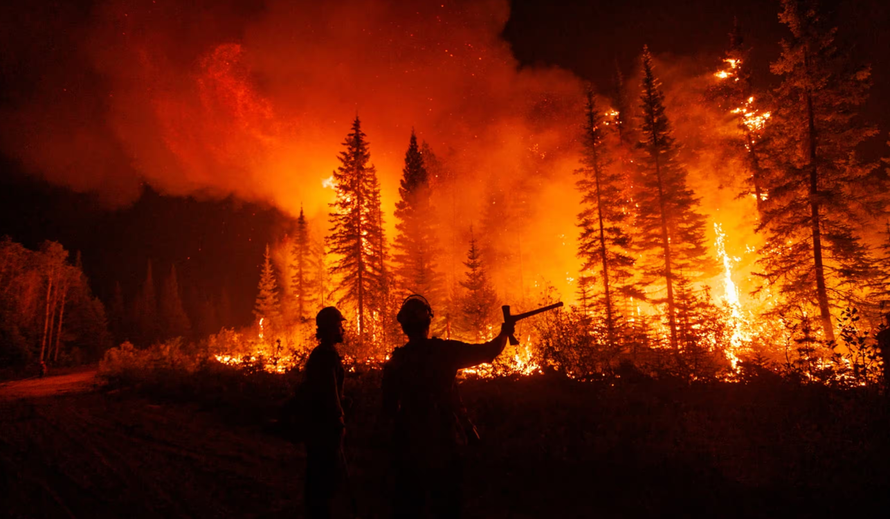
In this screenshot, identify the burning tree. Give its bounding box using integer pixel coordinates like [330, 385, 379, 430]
[709, 21, 771, 215]
[254, 244, 281, 330]
[758, 0, 878, 341]
[634, 47, 712, 355]
[327, 116, 387, 348]
[393, 130, 443, 307]
[574, 91, 636, 348]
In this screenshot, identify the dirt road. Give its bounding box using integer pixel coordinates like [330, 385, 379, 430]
[0, 368, 99, 400]
[0, 372, 304, 518]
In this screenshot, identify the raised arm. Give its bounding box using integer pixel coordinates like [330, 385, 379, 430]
[450, 321, 515, 370]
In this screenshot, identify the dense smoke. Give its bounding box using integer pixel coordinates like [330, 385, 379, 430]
[1, 0, 588, 294]
[1, 0, 763, 303]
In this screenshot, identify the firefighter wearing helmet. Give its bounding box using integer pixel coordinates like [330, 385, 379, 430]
[382, 294, 514, 519]
[302, 306, 348, 519]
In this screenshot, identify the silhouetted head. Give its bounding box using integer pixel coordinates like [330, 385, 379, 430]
[316, 306, 346, 344]
[397, 294, 433, 340]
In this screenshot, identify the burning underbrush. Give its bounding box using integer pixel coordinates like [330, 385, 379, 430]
[99, 299, 885, 394]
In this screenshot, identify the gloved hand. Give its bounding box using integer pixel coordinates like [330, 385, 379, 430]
[500, 321, 515, 338]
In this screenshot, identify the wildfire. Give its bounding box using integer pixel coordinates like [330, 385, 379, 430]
[731, 96, 771, 137]
[461, 337, 541, 378]
[714, 223, 749, 370]
[714, 58, 741, 81]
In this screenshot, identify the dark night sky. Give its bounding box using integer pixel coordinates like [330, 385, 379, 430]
[1, 0, 888, 327]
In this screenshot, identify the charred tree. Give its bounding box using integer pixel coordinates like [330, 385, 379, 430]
[634, 47, 712, 354]
[327, 116, 387, 347]
[759, 0, 878, 341]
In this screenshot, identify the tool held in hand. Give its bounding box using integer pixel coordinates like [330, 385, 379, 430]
[501, 302, 564, 345]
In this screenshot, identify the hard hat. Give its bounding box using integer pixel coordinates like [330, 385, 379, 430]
[397, 294, 433, 326]
[316, 306, 346, 329]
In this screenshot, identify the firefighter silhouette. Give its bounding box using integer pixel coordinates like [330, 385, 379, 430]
[382, 294, 514, 519]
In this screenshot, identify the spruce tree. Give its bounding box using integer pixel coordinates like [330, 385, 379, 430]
[611, 59, 632, 145]
[291, 207, 314, 324]
[709, 21, 771, 213]
[196, 295, 220, 337]
[759, 0, 878, 341]
[393, 131, 443, 305]
[254, 244, 281, 330]
[575, 91, 636, 348]
[218, 287, 233, 328]
[136, 260, 158, 346]
[459, 232, 499, 340]
[634, 46, 712, 354]
[161, 264, 191, 338]
[110, 281, 126, 341]
[327, 116, 387, 346]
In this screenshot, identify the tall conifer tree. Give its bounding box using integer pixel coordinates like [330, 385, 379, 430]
[459, 232, 499, 340]
[327, 116, 387, 346]
[709, 21, 771, 214]
[136, 260, 158, 346]
[576, 91, 636, 347]
[161, 264, 191, 338]
[759, 0, 877, 341]
[291, 207, 314, 324]
[635, 47, 711, 353]
[110, 281, 126, 341]
[254, 244, 281, 329]
[393, 131, 442, 304]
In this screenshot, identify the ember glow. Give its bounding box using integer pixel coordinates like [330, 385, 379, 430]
[3, 0, 887, 384]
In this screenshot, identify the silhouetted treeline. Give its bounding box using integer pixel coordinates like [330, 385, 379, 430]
[108, 259, 238, 348]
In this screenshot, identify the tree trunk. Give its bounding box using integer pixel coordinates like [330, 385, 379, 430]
[591, 139, 616, 348]
[747, 137, 765, 215]
[804, 54, 835, 342]
[53, 284, 68, 363]
[40, 268, 54, 362]
[356, 168, 365, 346]
[653, 150, 679, 353]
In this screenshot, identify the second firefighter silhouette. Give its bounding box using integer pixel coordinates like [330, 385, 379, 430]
[303, 306, 348, 519]
[382, 294, 515, 519]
